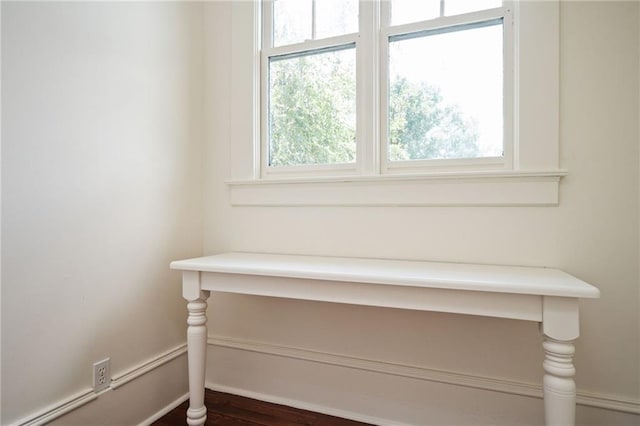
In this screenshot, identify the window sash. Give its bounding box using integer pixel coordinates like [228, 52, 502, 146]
[381, 4, 513, 173]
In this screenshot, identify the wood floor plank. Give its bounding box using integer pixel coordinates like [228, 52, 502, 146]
[151, 390, 372, 426]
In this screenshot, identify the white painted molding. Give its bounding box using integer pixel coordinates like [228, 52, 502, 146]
[8, 344, 188, 426]
[227, 170, 566, 206]
[205, 383, 414, 426]
[111, 343, 187, 389]
[577, 392, 640, 415]
[207, 335, 640, 415]
[137, 392, 189, 426]
[7, 389, 98, 426]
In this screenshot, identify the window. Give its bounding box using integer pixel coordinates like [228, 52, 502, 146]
[228, 0, 564, 206]
[262, 0, 359, 173]
[262, 0, 513, 177]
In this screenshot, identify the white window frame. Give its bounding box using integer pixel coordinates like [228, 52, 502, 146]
[227, 0, 565, 207]
[260, 0, 371, 178]
[380, 5, 514, 174]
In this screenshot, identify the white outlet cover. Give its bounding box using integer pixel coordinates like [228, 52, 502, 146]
[93, 358, 111, 392]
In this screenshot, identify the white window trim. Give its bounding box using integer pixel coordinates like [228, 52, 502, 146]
[227, 0, 565, 207]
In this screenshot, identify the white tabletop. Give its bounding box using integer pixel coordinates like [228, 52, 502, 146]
[171, 252, 600, 299]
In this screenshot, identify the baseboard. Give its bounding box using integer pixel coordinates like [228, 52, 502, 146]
[136, 392, 189, 426]
[7, 343, 188, 426]
[207, 335, 640, 415]
[205, 383, 412, 426]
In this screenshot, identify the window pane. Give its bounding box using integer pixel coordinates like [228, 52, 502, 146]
[445, 0, 502, 16]
[391, 0, 440, 25]
[274, 0, 312, 46]
[269, 47, 356, 167]
[388, 22, 503, 161]
[316, 0, 358, 39]
[274, 0, 358, 47]
[390, 1, 503, 25]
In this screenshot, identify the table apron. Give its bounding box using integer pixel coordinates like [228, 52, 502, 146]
[200, 272, 543, 322]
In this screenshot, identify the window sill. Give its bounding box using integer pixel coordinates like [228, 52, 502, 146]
[226, 170, 567, 207]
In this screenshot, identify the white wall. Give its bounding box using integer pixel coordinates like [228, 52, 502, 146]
[2, 1, 638, 425]
[1, 2, 203, 424]
[203, 1, 640, 424]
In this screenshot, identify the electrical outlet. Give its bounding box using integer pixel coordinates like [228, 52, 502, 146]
[93, 358, 111, 392]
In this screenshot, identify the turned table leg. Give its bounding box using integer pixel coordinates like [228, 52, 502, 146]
[541, 296, 580, 426]
[182, 271, 210, 426]
[186, 292, 210, 425]
[543, 338, 576, 425]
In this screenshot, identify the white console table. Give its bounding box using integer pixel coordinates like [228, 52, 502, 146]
[170, 252, 600, 426]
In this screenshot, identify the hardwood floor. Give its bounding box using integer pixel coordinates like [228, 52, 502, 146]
[151, 390, 372, 426]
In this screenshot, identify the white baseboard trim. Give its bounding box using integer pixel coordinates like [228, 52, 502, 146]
[137, 392, 189, 426]
[208, 335, 640, 415]
[8, 343, 188, 426]
[205, 382, 412, 426]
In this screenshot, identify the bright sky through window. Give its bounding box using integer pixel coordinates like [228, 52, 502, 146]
[391, 0, 503, 24]
[389, 23, 504, 159]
